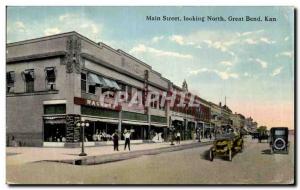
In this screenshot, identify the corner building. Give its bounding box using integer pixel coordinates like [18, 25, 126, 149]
[6, 32, 171, 147]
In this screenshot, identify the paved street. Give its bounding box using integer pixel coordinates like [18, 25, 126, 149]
[6, 136, 294, 184]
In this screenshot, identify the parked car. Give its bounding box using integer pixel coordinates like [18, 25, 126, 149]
[270, 127, 289, 154]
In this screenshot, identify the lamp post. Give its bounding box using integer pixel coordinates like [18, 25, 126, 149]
[76, 118, 89, 156]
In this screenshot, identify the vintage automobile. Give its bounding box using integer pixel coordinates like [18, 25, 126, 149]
[258, 131, 269, 143]
[270, 127, 289, 154]
[251, 132, 260, 139]
[209, 131, 244, 161]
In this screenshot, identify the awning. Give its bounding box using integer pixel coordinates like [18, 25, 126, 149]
[81, 116, 119, 124]
[23, 70, 34, 80]
[44, 116, 66, 124]
[151, 123, 168, 127]
[171, 116, 184, 122]
[102, 78, 121, 90]
[122, 120, 149, 126]
[88, 73, 105, 86]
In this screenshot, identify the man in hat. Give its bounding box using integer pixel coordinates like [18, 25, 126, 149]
[123, 129, 131, 151]
[112, 130, 119, 151]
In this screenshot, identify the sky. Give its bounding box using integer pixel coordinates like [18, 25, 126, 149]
[6, 6, 294, 129]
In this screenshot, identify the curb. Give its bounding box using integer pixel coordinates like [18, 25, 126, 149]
[44, 141, 213, 165]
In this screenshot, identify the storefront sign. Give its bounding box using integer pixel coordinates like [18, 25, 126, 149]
[74, 97, 121, 111]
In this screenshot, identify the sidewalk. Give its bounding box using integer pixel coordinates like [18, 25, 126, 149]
[6, 139, 213, 166]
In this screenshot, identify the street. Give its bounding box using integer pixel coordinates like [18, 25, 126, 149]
[6, 135, 294, 184]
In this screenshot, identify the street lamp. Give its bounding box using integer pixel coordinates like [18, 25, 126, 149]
[76, 118, 89, 156]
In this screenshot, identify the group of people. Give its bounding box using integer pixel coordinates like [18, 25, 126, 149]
[111, 129, 132, 151]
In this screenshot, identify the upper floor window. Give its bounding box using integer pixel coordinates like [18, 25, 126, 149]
[22, 69, 34, 93]
[127, 86, 132, 102]
[81, 73, 87, 93]
[45, 67, 56, 90]
[6, 71, 15, 93]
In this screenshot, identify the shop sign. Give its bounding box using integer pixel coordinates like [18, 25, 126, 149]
[74, 97, 121, 111]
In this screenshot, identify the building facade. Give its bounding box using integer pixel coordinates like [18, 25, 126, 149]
[6, 31, 256, 147]
[6, 32, 171, 147]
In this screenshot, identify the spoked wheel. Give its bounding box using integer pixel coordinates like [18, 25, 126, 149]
[228, 149, 232, 161]
[209, 150, 214, 161]
[240, 143, 244, 152]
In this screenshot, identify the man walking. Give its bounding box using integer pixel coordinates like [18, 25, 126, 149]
[123, 129, 131, 151]
[112, 130, 119, 151]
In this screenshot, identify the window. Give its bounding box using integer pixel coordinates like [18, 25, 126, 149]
[6, 71, 15, 93]
[118, 83, 126, 92]
[150, 94, 158, 108]
[127, 86, 132, 102]
[87, 72, 105, 94]
[45, 67, 56, 90]
[81, 73, 87, 92]
[23, 69, 34, 93]
[44, 104, 66, 114]
[159, 95, 166, 110]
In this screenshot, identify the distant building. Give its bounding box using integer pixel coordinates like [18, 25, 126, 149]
[245, 117, 258, 132]
[230, 113, 246, 129]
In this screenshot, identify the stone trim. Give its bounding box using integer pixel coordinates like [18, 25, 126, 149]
[6, 51, 66, 63]
[6, 90, 59, 97]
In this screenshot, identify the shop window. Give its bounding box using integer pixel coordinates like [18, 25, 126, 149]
[44, 104, 66, 115]
[45, 67, 56, 90]
[22, 69, 34, 93]
[44, 123, 66, 142]
[81, 73, 87, 92]
[6, 71, 15, 93]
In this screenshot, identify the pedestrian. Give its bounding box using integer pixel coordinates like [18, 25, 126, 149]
[209, 133, 212, 140]
[112, 130, 119, 151]
[123, 129, 131, 151]
[176, 131, 181, 144]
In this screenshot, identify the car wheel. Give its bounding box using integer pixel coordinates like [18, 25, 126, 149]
[240, 143, 244, 152]
[209, 150, 214, 161]
[228, 149, 232, 161]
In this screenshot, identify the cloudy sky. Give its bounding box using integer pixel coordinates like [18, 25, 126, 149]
[7, 7, 294, 129]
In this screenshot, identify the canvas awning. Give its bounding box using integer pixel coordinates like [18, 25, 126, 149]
[122, 120, 149, 126]
[81, 116, 119, 124]
[44, 116, 66, 124]
[102, 78, 121, 90]
[151, 123, 168, 127]
[171, 116, 184, 122]
[88, 73, 105, 86]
